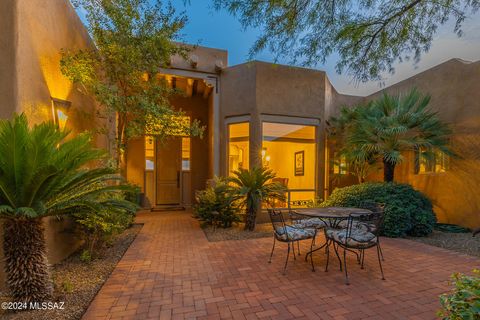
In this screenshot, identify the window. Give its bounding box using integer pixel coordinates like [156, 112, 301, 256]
[145, 136, 155, 170]
[415, 149, 449, 174]
[332, 153, 348, 175]
[182, 137, 191, 171]
[262, 122, 316, 206]
[228, 122, 249, 175]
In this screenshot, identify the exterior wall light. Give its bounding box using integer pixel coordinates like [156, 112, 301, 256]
[51, 97, 71, 131]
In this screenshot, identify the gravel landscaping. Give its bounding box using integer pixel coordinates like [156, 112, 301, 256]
[408, 230, 480, 257]
[0, 224, 142, 320]
[205, 223, 480, 259]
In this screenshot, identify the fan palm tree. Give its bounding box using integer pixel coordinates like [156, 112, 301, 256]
[229, 167, 286, 231]
[0, 114, 136, 303]
[330, 88, 453, 182]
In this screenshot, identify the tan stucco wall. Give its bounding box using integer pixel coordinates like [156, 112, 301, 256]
[13, 0, 110, 148]
[170, 44, 228, 74]
[0, 0, 16, 119]
[220, 61, 329, 198]
[361, 59, 480, 229]
[0, 0, 105, 287]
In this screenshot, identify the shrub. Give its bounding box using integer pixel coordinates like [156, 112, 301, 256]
[322, 182, 436, 237]
[74, 191, 137, 255]
[193, 177, 240, 228]
[438, 269, 480, 320]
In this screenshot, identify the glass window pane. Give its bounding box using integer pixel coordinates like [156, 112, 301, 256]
[262, 122, 316, 207]
[145, 136, 155, 171]
[228, 122, 249, 175]
[182, 137, 191, 171]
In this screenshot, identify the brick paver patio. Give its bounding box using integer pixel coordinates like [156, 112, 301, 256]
[83, 211, 479, 320]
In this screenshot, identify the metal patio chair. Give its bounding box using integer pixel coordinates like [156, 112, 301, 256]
[325, 206, 386, 285]
[267, 208, 317, 274]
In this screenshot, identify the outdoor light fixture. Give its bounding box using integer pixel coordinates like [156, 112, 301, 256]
[51, 97, 71, 131]
[262, 148, 270, 166]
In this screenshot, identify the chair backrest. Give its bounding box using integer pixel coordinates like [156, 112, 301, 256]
[267, 208, 287, 236]
[347, 204, 385, 238]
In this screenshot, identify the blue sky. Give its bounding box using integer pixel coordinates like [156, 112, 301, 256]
[77, 1, 480, 96]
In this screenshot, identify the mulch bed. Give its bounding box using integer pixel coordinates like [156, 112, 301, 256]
[408, 230, 480, 257]
[203, 223, 273, 242]
[0, 224, 142, 320]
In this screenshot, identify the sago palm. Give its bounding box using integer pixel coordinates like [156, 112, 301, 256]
[0, 114, 135, 303]
[229, 167, 286, 231]
[331, 89, 453, 182]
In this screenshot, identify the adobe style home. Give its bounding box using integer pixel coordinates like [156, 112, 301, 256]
[0, 0, 479, 285]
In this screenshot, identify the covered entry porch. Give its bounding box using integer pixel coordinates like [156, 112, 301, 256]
[126, 71, 219, 209]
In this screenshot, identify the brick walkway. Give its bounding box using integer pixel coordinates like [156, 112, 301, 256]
[83, 211, 479, 320]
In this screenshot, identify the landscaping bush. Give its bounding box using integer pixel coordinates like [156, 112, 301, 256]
[193, 177, 241, 228]
[438, 269, 480, 320]
[74, 191, 137, 256]
[322, 182, 436, 237]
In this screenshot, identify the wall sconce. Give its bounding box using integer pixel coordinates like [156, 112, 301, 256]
[51, 97, 71, 131]
[262, 147, 270, 166]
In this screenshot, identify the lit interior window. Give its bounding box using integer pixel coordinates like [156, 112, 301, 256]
[182, 137, 191, 171]
[145, 136, 155, 170]
[228, 122, 249, 175]
[332, 153, 348, 175]
[416, 148, 449, 174]
[262, 122, 316, 207]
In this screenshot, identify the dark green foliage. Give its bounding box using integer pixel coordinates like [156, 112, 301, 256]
[194, 177, 241, 228]
[330, 89, 453, 182]
[438, 269, 480, 320]
[63, 0, 203, 163]
[74, 191, 137, 256]
[322, 182, 436, 237]
[0, 114, 136, 303]
[229, 167, 286, 231]
[213, 0, 479, 82]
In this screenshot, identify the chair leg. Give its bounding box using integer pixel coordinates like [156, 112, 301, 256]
[343, 247, 350, 285]
[378, 241, 385, 261]
[360, 249, 365, 269]
[283, 243, 291, 274]
[325, 239, 330, 272]
[377, 244, 385, 280]
[297, 240, 301, 256]
[292, 241, 296, 260]
[333, 242, 342, 271]
[269, 237, 276, 263]
[310, 238, 315, 272]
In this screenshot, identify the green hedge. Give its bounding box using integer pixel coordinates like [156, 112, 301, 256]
[322, 182, 436, 237]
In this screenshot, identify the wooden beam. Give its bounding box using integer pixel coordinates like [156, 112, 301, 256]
[185, 78, 194, 97]
[203, 84, 212, 99]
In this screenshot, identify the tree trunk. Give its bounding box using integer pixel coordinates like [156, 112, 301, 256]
[383, 158, 396, 182]
[244, 202, 257, 231]
[3, 218, 53, 303]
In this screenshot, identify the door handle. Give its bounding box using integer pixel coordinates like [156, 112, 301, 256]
[177, 171, 180, 188]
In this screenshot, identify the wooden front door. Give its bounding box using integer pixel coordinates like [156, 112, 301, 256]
[155, 138, 182, 205]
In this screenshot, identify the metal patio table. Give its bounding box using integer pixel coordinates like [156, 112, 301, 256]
[293, 207, 372, 261]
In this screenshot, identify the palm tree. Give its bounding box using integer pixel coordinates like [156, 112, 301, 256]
[0, 114, 136, 303]
[229, 167, 286, 231]
[331, 89, 453, 182]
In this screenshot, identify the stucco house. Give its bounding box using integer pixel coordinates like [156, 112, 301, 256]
[1, 0, 480, 286]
